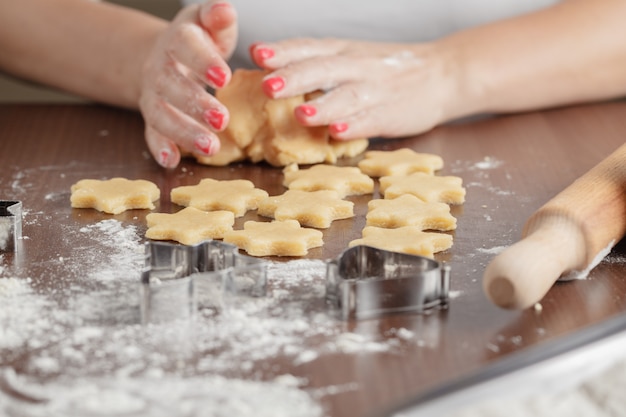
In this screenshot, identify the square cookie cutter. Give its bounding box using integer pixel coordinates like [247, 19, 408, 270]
[140, 240, 267, 324]
[326, 245, 451, 320]
[0, 201, 22, 253]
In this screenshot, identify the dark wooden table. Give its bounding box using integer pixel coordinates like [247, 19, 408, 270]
[1, 102, 625, 416]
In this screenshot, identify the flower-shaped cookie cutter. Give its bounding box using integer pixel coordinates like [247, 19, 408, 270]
[326, 245, 451, 320]
[0, 200, 22, 253]
[140, 240, 267, 324]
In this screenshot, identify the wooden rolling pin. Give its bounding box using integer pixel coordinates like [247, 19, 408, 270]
[483, 143, 626, 309]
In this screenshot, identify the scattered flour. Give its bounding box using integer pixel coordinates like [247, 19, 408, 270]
[4, 160, 625, 417]
[0, 219, 417, 416]
[450, 156, 504, 174]
[476, 246, 508, 256]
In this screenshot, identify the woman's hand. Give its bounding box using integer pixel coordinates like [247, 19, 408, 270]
[139, 1, 238, 168]
[251, 39, 463, 141]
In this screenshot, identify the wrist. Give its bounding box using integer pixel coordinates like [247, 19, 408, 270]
[428, 37, 489, 123]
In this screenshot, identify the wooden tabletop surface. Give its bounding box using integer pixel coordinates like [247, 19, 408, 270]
[1, 102, 625, 416]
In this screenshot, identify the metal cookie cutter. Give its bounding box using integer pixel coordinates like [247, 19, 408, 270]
[326, 245, 451, 320]
[140, 240, 267, 324]
[0, 201, 22, 253]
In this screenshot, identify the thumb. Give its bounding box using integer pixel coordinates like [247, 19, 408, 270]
[199, 1, 238, 60]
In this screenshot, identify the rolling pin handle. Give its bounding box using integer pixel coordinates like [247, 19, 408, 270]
[483, 216, 586, 309]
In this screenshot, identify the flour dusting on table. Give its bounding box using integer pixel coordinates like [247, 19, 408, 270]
[0, 219, 415, 416]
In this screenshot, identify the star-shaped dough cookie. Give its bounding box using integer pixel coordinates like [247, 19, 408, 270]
[366, 194, 457, 231]
[145, 207, 234, 245]
[258, 190, 354, 228]
[357, 148, 444, 177]
[223, 220, 323, 257]
[282, 164, 374, 198]
[349, 226, 453, 258]
[70, 177, 160, 214]
[171, 178, 269, 217]
[379, 173, 466, 204]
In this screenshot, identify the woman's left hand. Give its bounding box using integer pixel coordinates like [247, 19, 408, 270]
[250, 38, 465, 141]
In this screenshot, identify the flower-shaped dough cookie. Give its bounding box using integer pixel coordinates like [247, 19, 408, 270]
[349, 226, 453, 258]
[171, 178, 269, 217]
[258, 190, 354, 228]
[366, 194, 457, 231]
[379, 173, 466, 204]
[357, 148, 444, 177]
[282, 164, 374, 198]
[223, 220, 323, 257]
[70, 177, 160, 214]
[145, 207, 234, 245]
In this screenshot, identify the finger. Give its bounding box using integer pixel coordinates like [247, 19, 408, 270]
[327, 112, 380, 142]
[145, 125, 181, 168]
[165, 5, 231, 90]
[140, 91, 221, 159]
[260, 55, 367, 99]
[293, 82, 376, 127]
[327, 104, 438, 141]
[157, 60, 229, 131]
[250, 38, 348, 69]
[199, 1, 238, 59]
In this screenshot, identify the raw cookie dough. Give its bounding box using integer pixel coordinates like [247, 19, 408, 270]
[366, 194, 457, 231]
[358, 148, 444, 177]
[379, 172, 466, 204]
[171, 178, 268, 217]
[195, 69, 369, 167]
[349, 226, 453, 258]
[223, 220, 323, 257]
[146, 207, 235, 245]
[282, 164, 374, 198]
[70, 177, 160, 214]
[258, 189, 354, 229]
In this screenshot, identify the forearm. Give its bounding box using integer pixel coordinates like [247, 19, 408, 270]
[0, 0, 167, 108]
[441, 0, 626, 119]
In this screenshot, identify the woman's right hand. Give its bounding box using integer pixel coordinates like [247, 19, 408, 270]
[138, 1, 238, 168]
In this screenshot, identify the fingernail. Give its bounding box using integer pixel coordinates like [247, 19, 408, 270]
[296, 105, 317, 118]
[159, 147, 173, 167]
[248, 42, 261, 56]
[255, 47, 275, 61]
[206, 66, 227, 88]
[204, 108, 225, 130]
[262, 76, 285, 95]
[329, 122, 349, 134]
[194, 135, 218, 155]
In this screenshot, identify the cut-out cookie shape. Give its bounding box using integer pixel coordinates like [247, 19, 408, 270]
[282, 164, 374, 198]
[195, 69, 369, 167]
[146, 207, 235, 245]
[223, 220, 323, 257]
[358, 148, 444, 177]
[70, 177, 160, 214]
[366, 194, 457, 231]
[379, 172, 466, 204]
[349, 226, 453, 258]
[258, 189, 354, 229]
[171, 178, 268, 217]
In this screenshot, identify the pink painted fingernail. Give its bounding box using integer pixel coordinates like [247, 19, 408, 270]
[329, 122, 349, 134]
[204, 108, 225, 130]
[194, 135, 218, 155]
[206, 66, 227, 88]
[159, 147, 173, 167]
[262, 76, 285, 95]
[248, 42, 261, 56]
[296, 105, 317, 118]
[255, 47, 275, 61]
